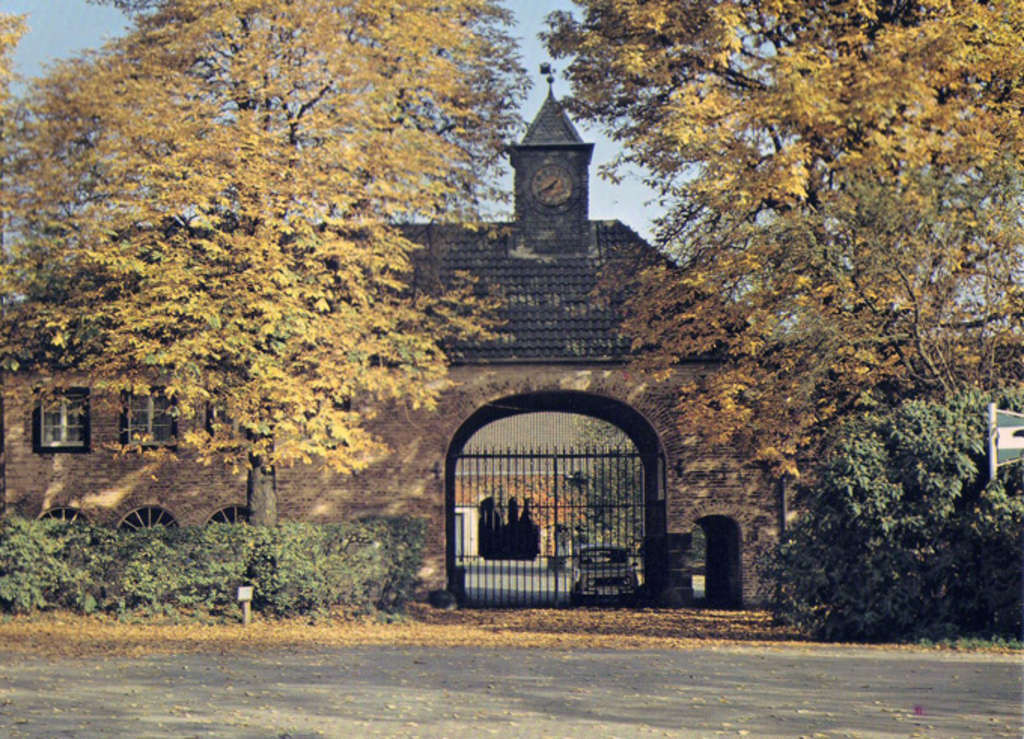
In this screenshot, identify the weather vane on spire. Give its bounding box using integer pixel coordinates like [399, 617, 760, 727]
[540, 63, 555, 93]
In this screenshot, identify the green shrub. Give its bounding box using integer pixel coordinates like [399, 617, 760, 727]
[246, 523, 330, 616]
[365, 517, 427, 611]
[172, 524, 254, 613]
[244, 519, 426, 616]
[0, 515, 426, 618]
[766, 389, 1024, 642]
[54, 523, 119, 613]
[0, 518, 75, 612]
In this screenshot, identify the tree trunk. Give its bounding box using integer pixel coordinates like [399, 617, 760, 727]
[247, 454, 277, 526]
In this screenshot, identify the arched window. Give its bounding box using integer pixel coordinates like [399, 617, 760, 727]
[206, 505, 250, 524]
[39, 506, 88, 523]
[118, 506, 178, 531]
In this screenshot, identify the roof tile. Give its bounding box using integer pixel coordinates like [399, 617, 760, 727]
[407, 221, 656, 362]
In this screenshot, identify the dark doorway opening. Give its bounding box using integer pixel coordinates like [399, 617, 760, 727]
[697, 515, 742, 608]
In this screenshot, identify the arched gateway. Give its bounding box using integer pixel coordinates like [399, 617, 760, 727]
[444, 392, 666, 606]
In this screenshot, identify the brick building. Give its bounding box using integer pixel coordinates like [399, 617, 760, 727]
[1, 93, 780, 607]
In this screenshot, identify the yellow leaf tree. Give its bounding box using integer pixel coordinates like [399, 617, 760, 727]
[0, 13, 25, 520]
[2, 0, 524, 522]
[0, 11, 25, 226]
[548, 0, 1024, 474]
[0, 14, 21, 99]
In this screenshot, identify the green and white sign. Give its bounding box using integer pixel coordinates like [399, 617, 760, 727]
[988, 404, 1024, 479]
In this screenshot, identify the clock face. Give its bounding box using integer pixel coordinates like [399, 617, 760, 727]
[530, 164, 574, 207]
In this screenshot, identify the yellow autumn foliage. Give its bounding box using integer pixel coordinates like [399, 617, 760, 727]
[548, 0, 1024, 474]
[0, 13, 22, 99]
[0, 12, 25, 220]
[0, 0, 525, 519]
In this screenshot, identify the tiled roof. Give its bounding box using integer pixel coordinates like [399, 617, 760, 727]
[407, 220, 657, 362]
[520, 91, 585, 146]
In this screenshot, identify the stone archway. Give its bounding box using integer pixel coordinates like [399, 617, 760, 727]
[444, 391, 667, 607]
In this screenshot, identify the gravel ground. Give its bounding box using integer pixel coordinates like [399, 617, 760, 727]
[0, 643, 1019, 737]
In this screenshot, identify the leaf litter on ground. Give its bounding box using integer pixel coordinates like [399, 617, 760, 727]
[0, 605, 1016, 659]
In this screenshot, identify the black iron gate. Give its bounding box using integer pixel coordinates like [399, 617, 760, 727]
[448, 447, 651, 607]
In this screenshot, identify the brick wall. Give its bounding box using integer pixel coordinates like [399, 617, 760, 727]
[3, 363, 779, 605]
[3, 383, 247, 526]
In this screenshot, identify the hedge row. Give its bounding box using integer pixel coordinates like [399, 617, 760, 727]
[0, 516, 425, 618]
[765, 390, 1024, 642]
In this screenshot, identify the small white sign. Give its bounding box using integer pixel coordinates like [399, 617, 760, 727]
[237, 586, 254, 602]
[989, 404, 1024, 479]
[997, 426, 1024, 450]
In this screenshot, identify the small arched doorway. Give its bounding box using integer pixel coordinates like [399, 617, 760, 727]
[696, 515, 742, 608]
[445, 392, 666, 607]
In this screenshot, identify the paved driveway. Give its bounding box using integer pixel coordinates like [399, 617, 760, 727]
[459, 559, 575, 606]
[0, 645, 1019, 737]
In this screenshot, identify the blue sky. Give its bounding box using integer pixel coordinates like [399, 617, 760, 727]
[3, 0, 661, 237]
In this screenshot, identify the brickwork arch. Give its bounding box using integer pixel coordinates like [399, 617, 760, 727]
[679, 504, 752, 535]
[444, 390, 665, 459]
[440, 381, 673, 604]
[675, 501, 777, 607]
[435, 365, 680, 463]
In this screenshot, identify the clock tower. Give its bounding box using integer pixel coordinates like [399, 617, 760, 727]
[510, 76, 594, 254]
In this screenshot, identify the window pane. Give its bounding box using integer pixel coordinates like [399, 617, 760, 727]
[129, 395, 151, 439]
[40, 395, 87, 447]
[151, 417, 174, 442]
[63, 397, 87, 445]
[130, 395, 151, 416]
[151, 396, 175, 441]
[42, 408, 63, 444]
[64, 420, 86, 444]
[126, 393, 175, 443]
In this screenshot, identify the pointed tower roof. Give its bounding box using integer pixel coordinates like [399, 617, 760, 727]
[520, 90, 585, 146]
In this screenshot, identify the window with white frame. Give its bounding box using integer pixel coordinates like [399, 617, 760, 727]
[34, 389, 90, 452]
[122, 391, 177, 445]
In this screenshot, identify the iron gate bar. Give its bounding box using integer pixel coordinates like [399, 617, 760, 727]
[450, 446, 649, 607]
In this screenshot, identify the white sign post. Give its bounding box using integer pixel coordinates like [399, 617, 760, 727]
[237, 585, 254, 626]
[988, 403, 1024, 481]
